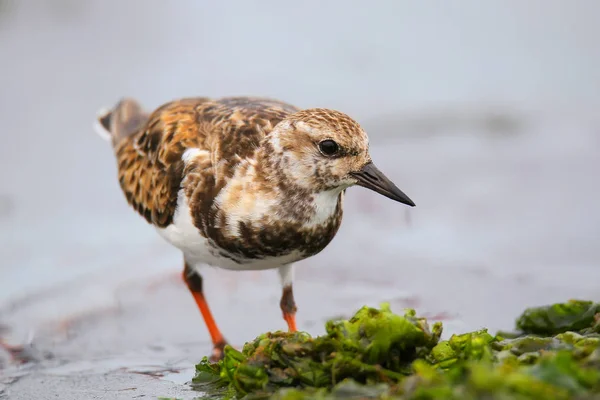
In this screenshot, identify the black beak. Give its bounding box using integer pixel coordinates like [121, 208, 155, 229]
[350, 162, 415, 207]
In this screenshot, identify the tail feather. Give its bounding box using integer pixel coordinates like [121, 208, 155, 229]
[94, 98, 148, 143]
[94, 107, 113, 141]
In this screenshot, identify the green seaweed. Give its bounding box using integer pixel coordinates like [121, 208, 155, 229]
[516, 300, 600, 335]
[193, 300, 600, 399]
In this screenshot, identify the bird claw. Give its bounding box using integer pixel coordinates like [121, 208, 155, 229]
[209, 348, 224, 362]
[209, 341, 227, 362]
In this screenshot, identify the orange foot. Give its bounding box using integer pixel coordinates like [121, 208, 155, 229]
[284, 312, 297, 332]
[280, 285, 298, 333]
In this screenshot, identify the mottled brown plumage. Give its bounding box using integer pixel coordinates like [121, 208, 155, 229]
[109, 97, 298, 230]
[96, 95, 415, 361]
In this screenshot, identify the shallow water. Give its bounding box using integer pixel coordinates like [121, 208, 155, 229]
[1, 1, 600, 399]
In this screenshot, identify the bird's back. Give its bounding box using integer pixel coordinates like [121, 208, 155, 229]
[97, 96, 300, 229]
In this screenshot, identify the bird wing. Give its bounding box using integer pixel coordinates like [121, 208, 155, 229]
[112, 96, 299, 228]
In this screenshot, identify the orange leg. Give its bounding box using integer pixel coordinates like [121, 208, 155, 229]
[182, 262, 227, 361]
[280, 285, 297, 332]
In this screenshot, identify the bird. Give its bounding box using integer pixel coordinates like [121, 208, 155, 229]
[95, 96, 415, 361]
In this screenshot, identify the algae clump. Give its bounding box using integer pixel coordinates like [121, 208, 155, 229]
[193, 300, 600, 399]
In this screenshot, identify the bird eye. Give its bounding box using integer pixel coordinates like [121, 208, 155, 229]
[318, 139, 339, 156]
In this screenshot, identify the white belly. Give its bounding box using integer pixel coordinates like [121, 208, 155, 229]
[155, 190, 304, 270]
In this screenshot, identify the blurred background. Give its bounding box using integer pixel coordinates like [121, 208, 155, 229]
[1, 1, 599, 398]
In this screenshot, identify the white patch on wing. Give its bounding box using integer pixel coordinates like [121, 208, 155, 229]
[182, 148, 209, 164]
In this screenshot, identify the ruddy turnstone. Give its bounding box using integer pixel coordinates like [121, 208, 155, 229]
[95, 97, 415, 360]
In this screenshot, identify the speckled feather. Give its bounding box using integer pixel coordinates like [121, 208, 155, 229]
[112, 97, 295, 228]
[101, 97, 371, 267]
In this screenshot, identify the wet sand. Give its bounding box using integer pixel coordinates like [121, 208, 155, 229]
[2, 112, 599, 398]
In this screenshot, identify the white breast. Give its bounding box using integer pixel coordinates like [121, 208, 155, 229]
[156, 148, 344, 271]
[155, 189, 305, 271]
[309, 188, 345, 227]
